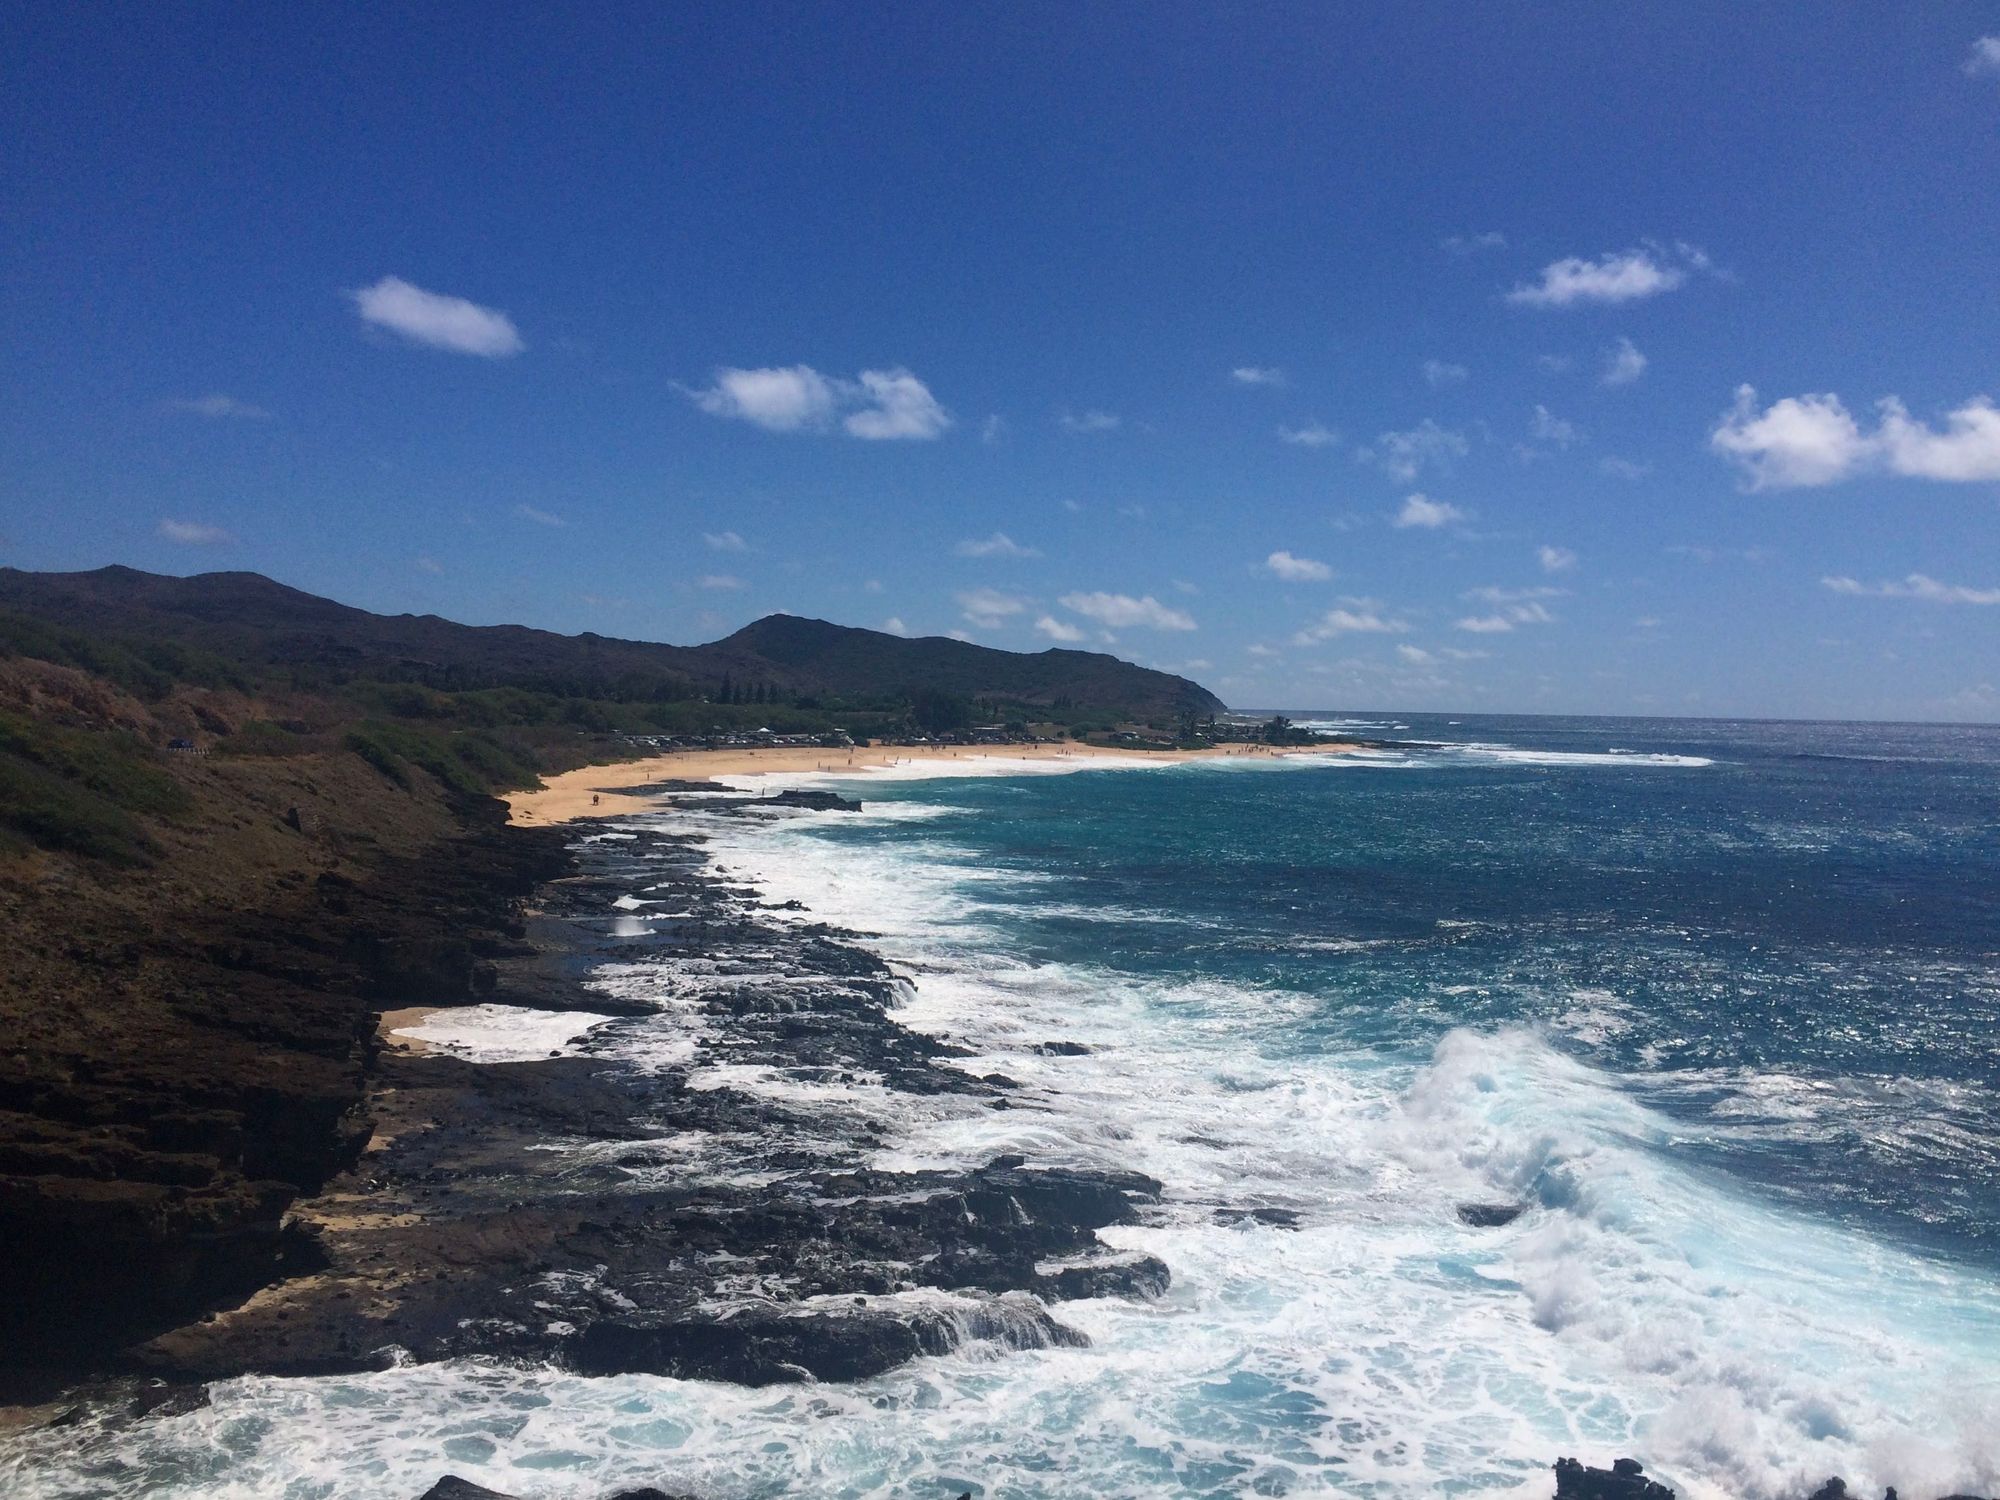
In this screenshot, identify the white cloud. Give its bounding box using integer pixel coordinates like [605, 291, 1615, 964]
[955, 532, 1041, 559]
[1393, 493, 1468, 530]
[1061, 498, 1084, 513]
[1396, 644, 1434, 665]
[1602, 337, 1647, 387]
[513, 503, 564, 527]
[157, 518, 232, 545]
[683, 365, 949, 439]
[1536, 353, 1576, 374]
[703, 530, 748, 551]
[1530, 404, 1583, 447]
[1964, 36, 2000, 76]
[1422, 359, 1468, 388]
[1361, 420, 1467, 482]
[1465, 585, 1564, 604]
[1034, 614, 1087, 642]
[947, 629, 975, 643]
[1822, 573, 2000, 605]
[956, 587, 1029, 628]
[697, 574, 745, 590]
[843, 367, 952, 439]
[1506, 246, 1703, 309]
[1232, 366, 1286, 387]
[1061, 409, 1121, 433]
[687, 365, 837, 431]
[415, 555, 443, 574]
[1710, 386, 1870, 489]
[1599, 456, 1650, 480]
[1538, 545, 1579, 573]
[1292, 602, 1408, 644]
[1265, 550, 1333, 582]
[166, 393, 270, 419]
[981, 414, 1007, 444]
[882, 616, 909, 636]
[1246, 642, 1279, 658]
[1456, 614, 1517, 633]
[1875, 396, 2000, 481]
[351, 276, 524, 356]
[1059, 591, 1196, 631]
[1278, 421, 1340, 448]
[1442, 231, 1507, 256]
[1711, 387, 2000, 488]
[863, 578, 884, 593]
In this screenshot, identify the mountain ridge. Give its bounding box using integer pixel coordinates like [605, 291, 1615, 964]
[0, 566, 1225, 718]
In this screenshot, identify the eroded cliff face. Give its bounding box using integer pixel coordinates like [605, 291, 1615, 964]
[0, 749, 571, 1393]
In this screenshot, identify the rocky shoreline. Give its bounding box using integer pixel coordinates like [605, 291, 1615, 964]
[115, 787, 1169, 1396]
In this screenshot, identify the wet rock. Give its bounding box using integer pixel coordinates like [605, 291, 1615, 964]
[570, 1312, 925, 1384]
[1458, 1201, 1526, 1227]
[1033, 1040, 1091, 1056]
[417, 1480, 521, 1500]
[1554, 1458, 1675, 1500]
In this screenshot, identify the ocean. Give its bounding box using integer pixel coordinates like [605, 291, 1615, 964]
[9, 716, 1999, 1499]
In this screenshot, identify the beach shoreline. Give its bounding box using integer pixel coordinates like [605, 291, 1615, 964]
[506, 740, 1344, 825]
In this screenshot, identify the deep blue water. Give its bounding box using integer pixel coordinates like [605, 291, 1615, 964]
[814, 716, 2000, 1265]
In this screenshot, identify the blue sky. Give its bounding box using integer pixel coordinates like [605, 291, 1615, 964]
[4, 3, 1997, 720]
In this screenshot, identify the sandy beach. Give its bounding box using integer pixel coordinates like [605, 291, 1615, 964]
[506, 741, 1336, 825]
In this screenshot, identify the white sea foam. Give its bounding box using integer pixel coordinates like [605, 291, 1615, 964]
[390, 1004, 621, 1064]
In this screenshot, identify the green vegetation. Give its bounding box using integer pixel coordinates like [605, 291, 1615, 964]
[0, 712, 189, 864]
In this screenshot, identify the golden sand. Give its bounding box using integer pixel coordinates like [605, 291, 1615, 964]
[505, 741, 1332, 825]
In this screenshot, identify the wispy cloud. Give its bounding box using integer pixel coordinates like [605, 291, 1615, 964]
[1060, 409, 1121, 433]
[1964, 36, 2000, 77]
[1601, 337, 1647, 387]
[1264, 550, 1333, 582]
[1530, 404, 1583, 448]
[1034, 614, 1086, 642]
[1599, 456, 1650, 481]
[981, 414, 1007, 444]
[415, 555, 443, 575]
[844, 368, 953, 439]
[882, 616, 909, 636]
[956, 587, 1029, 628]
[1393, 493, 1468, 530]
[697, 574, 745, 590]
[157, 518, 233, 545]
[1293, 601, 1408, 644]
[352, 276, 524, 356]
[165, 393, 270, 420]
[1231, 366, 1286, 387]
[1278, 421, 1340, 448]
[703, 530, 748, 551]
[1059, 592, 1196, 631]
[682, 365, 950, 439]
[1360, 419, 1467, 482]
[1538, 545, 1579, 573]
[1422, 360, 1468, 388]
[955, 532, 1041, 559]
[1456, 586, 1561, 633]
[513, 503, 564, 527]
[1442, 231, 1507, 256]
[1711, 387, 2000, 488]
[1823, 573, 2000, 605]
[1506, 244, 1709, 309]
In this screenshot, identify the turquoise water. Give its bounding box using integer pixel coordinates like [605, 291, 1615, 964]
[7, 716, 1997, 1499]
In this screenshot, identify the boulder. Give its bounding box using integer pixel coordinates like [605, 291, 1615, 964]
[1554, 1456, 1675, 1500]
